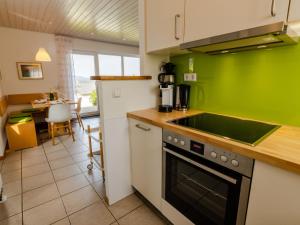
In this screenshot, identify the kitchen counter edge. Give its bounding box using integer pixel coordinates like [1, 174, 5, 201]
[127, 108, 300, 175]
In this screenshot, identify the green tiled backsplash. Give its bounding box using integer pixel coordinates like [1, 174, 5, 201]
[170, 44, 300, 127]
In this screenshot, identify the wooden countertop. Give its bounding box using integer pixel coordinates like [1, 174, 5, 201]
[90, 76, 152, 81]
[127, 108, 300, 175]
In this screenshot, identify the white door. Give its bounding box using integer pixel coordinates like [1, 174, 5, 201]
[184, 0, 290, 43]
[145, 0, 185, 53]
[72, 53, 99, 115]
[129, 119, 162, 209]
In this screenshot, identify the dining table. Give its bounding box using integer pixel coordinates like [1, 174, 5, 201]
[31, 99, 77, 110]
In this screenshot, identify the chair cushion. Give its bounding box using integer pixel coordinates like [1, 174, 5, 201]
[10, 113, 32, 118]
[8, 116, 32, 124]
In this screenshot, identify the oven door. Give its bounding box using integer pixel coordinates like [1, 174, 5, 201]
[163, 146, 249, 225]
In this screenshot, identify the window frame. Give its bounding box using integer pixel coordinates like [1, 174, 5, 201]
[72, 50, 140, 76]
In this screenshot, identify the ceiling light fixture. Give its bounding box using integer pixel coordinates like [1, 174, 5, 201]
[35, 48, 51, 62]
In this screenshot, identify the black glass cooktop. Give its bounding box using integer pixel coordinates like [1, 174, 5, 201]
[169, 113, 280, 146]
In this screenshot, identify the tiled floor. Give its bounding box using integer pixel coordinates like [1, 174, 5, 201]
[0, 118, 167, 225]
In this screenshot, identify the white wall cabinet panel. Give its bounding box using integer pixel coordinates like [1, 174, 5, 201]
[145, 0, 185, 52]
[246, 161, 300, 225]
[184, 0, 290, 43]
[129, 119, 162, 209]
[289, 0, 300, 22]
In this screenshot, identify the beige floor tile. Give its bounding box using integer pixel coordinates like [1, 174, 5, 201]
[56, 174, 89, 195]
[22, 146, 45, 158]
[22, 172, 54, 192]
[46, 150, 70, 161]
[22, 163, 51, 178]
[66, 144, 88, 156]
[0, 213, 22, 225]
[76, 160, 96, 172]
[0, 195, 22, 221]
[118, 205, 166, 225]
[91, 181, 106, 199]
[4, 152, 21, 163]
[3, 181, 21, 198]
[23, 183, 60, 210]
[69, 201, 115, 225]
[61, 138, 80, 148]
[23, 198, 67, 225]
[49, 156, 75, 170]
[22, 155, 47, 168]
[42, 138, 61, 147]
[1, 170, 21, 184]
[1, 161, 21, 174]
[52, 164, 82, 181]
[62, 185, 100, 215]
[108, 194, 143, 219]
[83, 168, 103, 183]
[52, 218, 70, 225]
[43, 143, 65, 154]
[71, 152, 90, 163]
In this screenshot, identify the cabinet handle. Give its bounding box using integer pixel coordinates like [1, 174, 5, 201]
[174, 14, 180, 40]
[135, 124, 151, 132]
[271, 0, 276, 17]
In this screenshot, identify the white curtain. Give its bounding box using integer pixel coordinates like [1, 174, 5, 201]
[55, 35, 75, 100]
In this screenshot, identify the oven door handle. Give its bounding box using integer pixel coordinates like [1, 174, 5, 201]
[163, 147, 237, 184]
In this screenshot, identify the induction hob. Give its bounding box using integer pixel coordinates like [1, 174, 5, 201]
[169, 113, 280, 146]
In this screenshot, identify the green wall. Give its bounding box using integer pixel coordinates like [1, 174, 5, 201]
[171, 44, 300, 127]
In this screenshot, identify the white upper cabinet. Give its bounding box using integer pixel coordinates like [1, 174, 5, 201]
[289, 0, 300, 22]
[184, 0, 291, 43]
[145, 0, 185, 53]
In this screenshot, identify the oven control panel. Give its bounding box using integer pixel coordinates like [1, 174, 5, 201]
[163, 130, 254, 177]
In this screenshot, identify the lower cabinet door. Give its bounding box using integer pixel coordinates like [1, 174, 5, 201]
[129, 119, 162, 209]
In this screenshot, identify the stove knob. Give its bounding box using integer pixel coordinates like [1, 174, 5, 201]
[180, 140, 185, 146]
[174, 138, 178, 143]
[167, 136, 172, 141]
[210, 152, 217, 159]
[220, 155, 228, 162]
[231, 159, 239, 167]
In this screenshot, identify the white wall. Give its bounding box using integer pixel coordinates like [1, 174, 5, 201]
[0, 26, 139, 95]
[0, 27, 58, 95]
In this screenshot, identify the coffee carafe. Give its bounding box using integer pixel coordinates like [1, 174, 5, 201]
[175, 84, 191, 111]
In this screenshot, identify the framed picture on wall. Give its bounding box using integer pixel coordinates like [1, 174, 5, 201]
[17, 62, 43, 80]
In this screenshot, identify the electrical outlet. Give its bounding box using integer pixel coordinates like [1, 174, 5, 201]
[184, 73, 197, 81]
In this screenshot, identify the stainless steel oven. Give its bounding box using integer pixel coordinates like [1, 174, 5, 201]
[162, 130, 254, 225]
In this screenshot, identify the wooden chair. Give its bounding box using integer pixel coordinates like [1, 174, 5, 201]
[46, 104, 75, 145]
[73, 97, 84, 130]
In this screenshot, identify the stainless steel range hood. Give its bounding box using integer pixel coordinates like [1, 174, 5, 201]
[180, 22, 299, 55]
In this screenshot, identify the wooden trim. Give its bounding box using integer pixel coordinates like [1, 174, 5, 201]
[127, 108, 300, 175]
[90, 75, 152, 81]
[0, 96, 8, 116]
[7, 92, 57, 105]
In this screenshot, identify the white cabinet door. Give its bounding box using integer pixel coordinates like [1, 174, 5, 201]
[289, 0, 300, 22]
[184, 0, 290, 43]
[246, 161, 300, 225]
[129, 119, 162, 209]
[145, 0, 185, 53]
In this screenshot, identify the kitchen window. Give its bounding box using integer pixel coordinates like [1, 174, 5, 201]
[98, 54, 140, 76]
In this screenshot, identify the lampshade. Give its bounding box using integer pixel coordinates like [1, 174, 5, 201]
[35, 48, 52, 62]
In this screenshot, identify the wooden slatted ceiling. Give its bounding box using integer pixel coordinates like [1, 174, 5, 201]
[0, 0, 139, 46]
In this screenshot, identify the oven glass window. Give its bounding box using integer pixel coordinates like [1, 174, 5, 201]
[165, 152, 240, 225]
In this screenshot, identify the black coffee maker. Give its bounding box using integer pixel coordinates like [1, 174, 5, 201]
[158, 62, 176, 112]
[175, 84, 191, 111]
